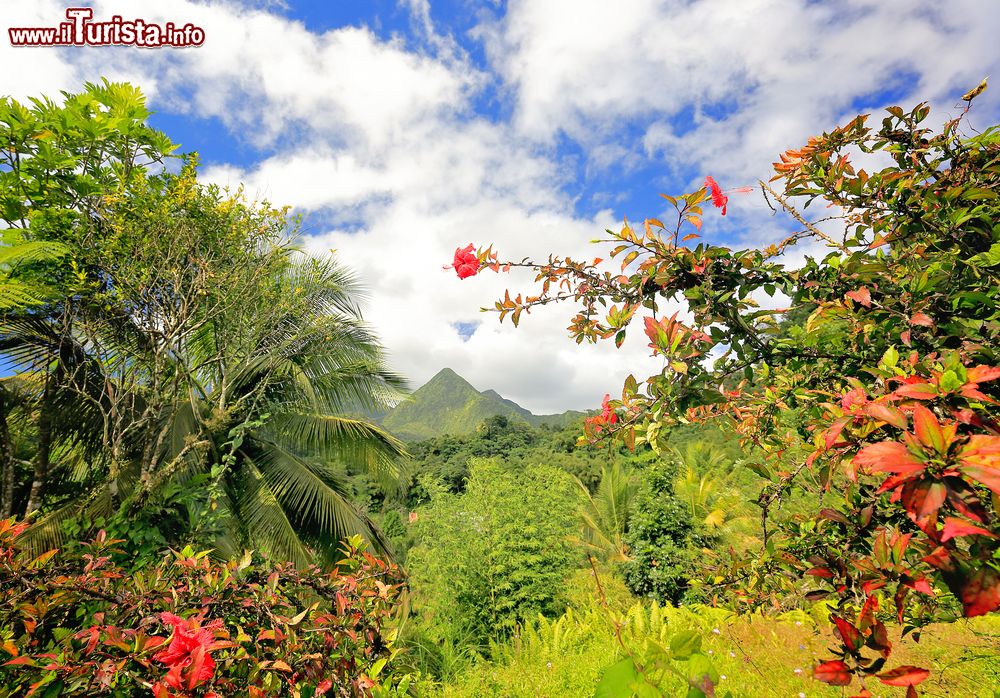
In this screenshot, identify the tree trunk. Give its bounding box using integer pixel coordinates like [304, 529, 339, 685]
[23, 380, 52, 517]
[0, 390, 15, 518]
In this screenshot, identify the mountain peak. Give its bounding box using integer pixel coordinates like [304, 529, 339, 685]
[379, 369, 581, 441]
[428, 366, 466, 382]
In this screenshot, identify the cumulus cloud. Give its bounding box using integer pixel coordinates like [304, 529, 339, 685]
[4, 0, 999, 412]
[482, 0, 1000, 184]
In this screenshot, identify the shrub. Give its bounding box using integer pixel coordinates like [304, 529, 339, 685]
[0, 519, 402, 697]
[407, 460, 581, 647]
[621, 466, 712, 605]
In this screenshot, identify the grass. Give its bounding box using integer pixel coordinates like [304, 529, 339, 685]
[426, 575, 1000, 698]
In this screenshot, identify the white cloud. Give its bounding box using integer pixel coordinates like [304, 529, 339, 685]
[484, 0, 1000, 184]
[4, 0, 1000, 413]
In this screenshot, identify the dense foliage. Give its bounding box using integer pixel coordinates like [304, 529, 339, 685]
[406, 460, 581, 647]
[462, 95, 1000, 695]
[621, 463, 712, 606]
[0, 83, 405, 564]
[0, 519, 402, 697]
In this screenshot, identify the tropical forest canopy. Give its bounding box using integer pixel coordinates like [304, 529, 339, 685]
[1, 80, 999, 697]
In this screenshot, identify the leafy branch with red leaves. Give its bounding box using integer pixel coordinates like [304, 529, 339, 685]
[448, 91, 1000, 695]
[0, 519, 404, 697]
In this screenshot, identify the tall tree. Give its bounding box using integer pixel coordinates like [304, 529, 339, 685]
[2, 83, 407, 565]
[0, 80, 175, 517]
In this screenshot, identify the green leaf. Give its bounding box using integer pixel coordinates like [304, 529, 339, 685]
[595, 657, 640, 698]
[969, 243, 1000, 267]
[685, 653, 719, 697]
[881, 345, 899, 369]
[669, 629, 702, 659]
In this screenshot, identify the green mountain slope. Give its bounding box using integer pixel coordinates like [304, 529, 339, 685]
[380, 368, 583, 440]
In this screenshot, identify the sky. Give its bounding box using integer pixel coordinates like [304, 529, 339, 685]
[3, 0, 1000, 413]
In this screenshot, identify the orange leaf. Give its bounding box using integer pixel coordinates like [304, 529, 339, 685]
[846, 287, 872, 307]
[864, 403, 907, 429]
[878, 665, 930, 687]
[966, 365, 1000, 384]
[911, 405, 946, 453]
[940, 517, 996, 542]
[814, 660, 852, 686]
[853, 441, 924, 475]
[958, 435, 1000, 494]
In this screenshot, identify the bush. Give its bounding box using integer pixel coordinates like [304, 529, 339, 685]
[0, 519, 403, 697]
[621, 466, 712, 605]
[407, 460, 581, 647]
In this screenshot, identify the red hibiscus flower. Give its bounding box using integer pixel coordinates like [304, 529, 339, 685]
[153, 613, 216, 692]
[449, 244, 480, 279]
[601, 393, 618, 425]
[704, 176, 728, 215]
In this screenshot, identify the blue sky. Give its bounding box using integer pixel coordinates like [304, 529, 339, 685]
[4, 0, 1000, 412]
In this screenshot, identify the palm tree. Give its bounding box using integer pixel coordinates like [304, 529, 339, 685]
[0, 228, 68, 518]
[672, 442, 751, 534]
[0, 230, 67, 311]
[573, 462, 637, 562]
[4, 171, 407, 566]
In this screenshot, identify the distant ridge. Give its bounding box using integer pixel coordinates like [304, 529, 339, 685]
[379, 368, 584, 441]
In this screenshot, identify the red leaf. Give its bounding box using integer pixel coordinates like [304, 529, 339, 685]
[960, 566, 1000, 617]
[900, 480, 946, 521]
[945, 476, 990, 523]
[814, 659, 853, 686]
[806, 566, 835, 579]
[940, 517, 996, 542]
[862, 579, 887, 594]
[902, 576, 934, 595]
[832, 615, 864, 653]
[909, 312, 934, 327]
[859, 594, 879, 627]
[958, 435, 1000, 494]
[819, 508, 851, 525]
[878, 665, 930, 686]
[911, 405, 946, 453]
[3, 656, 36, 666]
[876, 471, 919, 494]
[825, 416, 852, 449]
[853, 441, 924, 475]
[864, 403, 907, 429]
[967, 365, 1000, 384]
[921, 546, 954, 572]
[846, 287, 872, 307]
[869, 621, 891, 655]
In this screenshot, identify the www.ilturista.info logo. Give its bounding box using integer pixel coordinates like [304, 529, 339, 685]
[9, 8, 205, 47]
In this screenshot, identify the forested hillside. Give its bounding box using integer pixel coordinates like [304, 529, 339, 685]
[379, 367, 584, 441]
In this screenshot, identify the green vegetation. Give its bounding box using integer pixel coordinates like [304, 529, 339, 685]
[407, 460, 580, 645]
[379, 367, 582, 441]
[4, 80, 1000, 698]
[0, 84, 405, 564]
[440, 582, 1000, 697]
